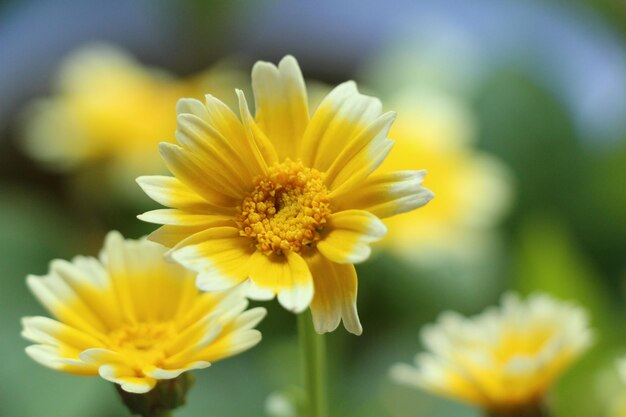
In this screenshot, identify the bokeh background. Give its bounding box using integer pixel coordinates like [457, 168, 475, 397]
[1, 0, 626, 416]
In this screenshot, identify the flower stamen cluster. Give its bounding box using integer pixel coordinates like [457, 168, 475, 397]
[237, 159, 332, 256]
[107, 322, 177, 368]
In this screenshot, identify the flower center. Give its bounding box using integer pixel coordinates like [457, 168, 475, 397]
[237, 159, 332, 256]
[108, 321, 177, 366]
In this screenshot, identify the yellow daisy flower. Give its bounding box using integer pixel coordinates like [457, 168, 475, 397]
[137, 55, 433, 335]
[21, 44, 244, 187]
[377, 92, 511, 258]
[391, 293, 592, 413]
[21, 231, 266, 394]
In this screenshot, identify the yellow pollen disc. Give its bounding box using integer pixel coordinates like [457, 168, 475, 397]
[237, 159, 332, 256]
[108, 321, 176, 368]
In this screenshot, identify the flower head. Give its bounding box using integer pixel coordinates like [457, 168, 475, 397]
[137, 55, 433, 335]
[391, 293, 592, 412]
[377, 92, 511, 259]
[22, 231, 265, 393]
[21, 44, 244, 194]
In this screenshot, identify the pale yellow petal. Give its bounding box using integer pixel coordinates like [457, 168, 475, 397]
[300, 81, 382, 170]
[146, 224, 209, 249]
[21, 316, 102, 353]
[21, 317, 101, 375]
[99, 364, 157, 393]
[137, 209, 233, 227]
[178, 96, 266, 177]
[170, 227, 254, 292]
[24, 345, 63, 369]
[252, 55, 309, 159]
[159, 142, 241, 207]
[333, 170, 434, 219]
[248, 251, 314, 312]
[306, 253, 361, 335]
[317, 210, 387, 264]
[102, 231, 196, 323]
[136, 175, 225, 212]
[191, 329, 263, 363]
[26, 271, 110, 335]
[236, 89, 278, 167]
[325, 112, 395, 196]
[145, 361, 211, 379]
[175, 112, 253, 189]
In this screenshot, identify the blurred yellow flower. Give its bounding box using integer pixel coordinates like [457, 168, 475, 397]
[138, 55, 433, 335]
[22, 231, 265, 393]
[378, 92, 511, 259]
[391, 293, 592, 413]
[21, 44, 244, 191]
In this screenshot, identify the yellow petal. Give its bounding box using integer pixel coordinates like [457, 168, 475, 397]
[22, 316, 102, 353]
[167, 306, 265, 368]
[236, 89, 278, 167]
[170, 227, 255, 292]
[159, 142, 241, 207]
[176, 112, 253, 189]
[178, 96, 266, 177]
[102, 231, 196, 323]
[24, 345, 95, 374]
[333, 170, 434, 219]
[98, 364, 157, 393]
[317, 210, 387, 264]
[136, 175, 223, 212]
[147, 224, 209, 249]
[26, 269, 111, 335]
[252, 55, 309, 159]
[306, 253, 362, 335]
[300, 81, 382, 171]
[145, 361, 211, 379]
[390, 360, 489, 405]
[21, 317, 101, 375]
[248, 251, 314, 312]
[325, 112, 395, 195]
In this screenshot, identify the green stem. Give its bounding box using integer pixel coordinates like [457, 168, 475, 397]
[297, 311, 329, 417]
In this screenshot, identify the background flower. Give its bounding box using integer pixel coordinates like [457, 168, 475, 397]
[22, 231, 266, 393]
[377, 90, 511, 261]
[391, 293, 593, 413]
[20, 43, 245, 201]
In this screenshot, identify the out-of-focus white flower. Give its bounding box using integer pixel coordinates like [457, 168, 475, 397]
[391, 293, 592, 413]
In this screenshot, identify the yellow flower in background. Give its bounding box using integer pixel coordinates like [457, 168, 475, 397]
[137, 55, 433, 335]
[378, 91, 511, 259]
[21, 44, 244, 190]
[21, 231, 265, 393]
[391, 293, 592, 413]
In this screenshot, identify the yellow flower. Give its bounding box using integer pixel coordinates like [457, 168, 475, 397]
[21, 231, 265, 393]
[377, 92, 511, 258]
[391, 293, 592, 412]
[21, 44, 243, 186]
[137, 55, 433, 335]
